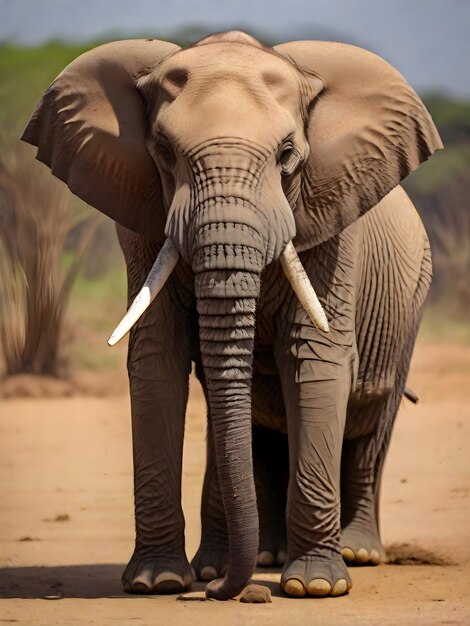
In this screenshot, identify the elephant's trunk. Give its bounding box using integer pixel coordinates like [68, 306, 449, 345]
[194, 226, 262, 600]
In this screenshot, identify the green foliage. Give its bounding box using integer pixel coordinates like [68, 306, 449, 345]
[401, 91, 470, 321]
[0, 42, 93, 146]
[404, 146, 470, 193]
[404, 93, 470, 195]
[0, 42, 126, 376]
[420, 307, 470, 345]
[423, 94, 470, 143]
[65, 265, 128, 371]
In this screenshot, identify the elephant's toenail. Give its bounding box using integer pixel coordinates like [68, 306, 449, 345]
[257, 550, 275, 567]
[341, 547, 355, 561]
[370, 549, 381, 564]
[331, 579, 349, 596]
[283, 578, 306, 597]
[131, 582, 152, 594]
[306, 578, 332, 596]
[200, 566, 218, 581]
[153, 571, 185, 592]
[276, 550, 287, 565]
[354, 548, 369, 563]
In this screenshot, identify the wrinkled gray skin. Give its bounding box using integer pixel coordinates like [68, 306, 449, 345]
[23, 31, 441, 600]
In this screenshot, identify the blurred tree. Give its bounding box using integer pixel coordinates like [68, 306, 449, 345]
[0, 145, 102, 376]
[66, 218, 121, 279]
[407, 170, 470, 317]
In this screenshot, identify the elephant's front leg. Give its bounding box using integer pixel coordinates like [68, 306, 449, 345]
[123, 308, 192, 594]
[120, 246, 193, 593]
[275, 340, 353, 598]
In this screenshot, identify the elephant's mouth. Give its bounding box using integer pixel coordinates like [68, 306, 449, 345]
[107, 238, 329, 347]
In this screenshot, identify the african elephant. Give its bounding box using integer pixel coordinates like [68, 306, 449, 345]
[22, 31, 442, 600]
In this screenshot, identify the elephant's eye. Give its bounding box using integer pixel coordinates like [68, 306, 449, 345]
[155, 133, 176, 170]
[278, 142, 300, 176]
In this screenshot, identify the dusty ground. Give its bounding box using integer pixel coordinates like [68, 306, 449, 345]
[1, 340, 469, 625]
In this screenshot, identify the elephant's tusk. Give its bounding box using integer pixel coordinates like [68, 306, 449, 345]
[107, 239, 179, 346]
[280, 241, 330, 333]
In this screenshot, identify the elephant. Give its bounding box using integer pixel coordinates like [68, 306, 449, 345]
[22, 31, 442, 600]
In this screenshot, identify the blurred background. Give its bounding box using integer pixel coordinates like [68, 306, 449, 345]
[0, 0, 469, 390]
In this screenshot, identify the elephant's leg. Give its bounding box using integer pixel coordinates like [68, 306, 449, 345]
[276, 351, 353, 598]
[123, 329, 192, 593]
[253, 424, 288, 567]
[341, 377, 408, 565]
[191, 415, 229, 582]
[120, 233, 193, 594]
[340, 399, 395, 565]
[341, 237, 430, 566]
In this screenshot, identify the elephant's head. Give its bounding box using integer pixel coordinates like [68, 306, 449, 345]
[22, 31, 442, 599]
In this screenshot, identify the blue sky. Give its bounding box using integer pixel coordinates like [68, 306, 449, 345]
[1, 0, 469, 97]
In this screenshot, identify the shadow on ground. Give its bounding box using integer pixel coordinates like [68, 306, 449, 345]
[1, 543, 450, 600]
[0, 564, 204, 599]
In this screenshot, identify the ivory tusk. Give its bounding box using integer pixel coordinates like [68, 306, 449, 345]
[280, 241, 330, 333]
[107, 239, 179, 346]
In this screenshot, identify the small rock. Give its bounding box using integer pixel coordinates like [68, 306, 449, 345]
[239, 584, 272, 603]
[17, 536, 40, 542]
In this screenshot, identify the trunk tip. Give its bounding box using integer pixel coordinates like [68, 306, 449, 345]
[205, 577, 246, 601]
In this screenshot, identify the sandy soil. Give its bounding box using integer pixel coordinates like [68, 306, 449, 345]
[1, 340, 469, 625]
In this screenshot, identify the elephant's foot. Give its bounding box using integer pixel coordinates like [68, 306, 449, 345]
[122, 547, 192, 594]
[281, 553, 352, 598]
[191, 540, 229, 581]
[340, 524, 385, 565]
[257, 523, 287, 567]
[340, 459, 385, 565]
[258, 546, 287, 568]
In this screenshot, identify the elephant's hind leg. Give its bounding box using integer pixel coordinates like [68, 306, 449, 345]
[341, 311, 415, 567]
[342, 209, 432, 566]
[253, 424, 288, 568]
[341, 271, 428, 565]
[340, 395, 398, 566]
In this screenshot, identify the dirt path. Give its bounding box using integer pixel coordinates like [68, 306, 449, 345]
[1, 341, 469, 625]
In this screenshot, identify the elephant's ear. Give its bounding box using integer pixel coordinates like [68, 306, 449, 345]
[21, 39, 180, 241]
[275, 41, 443, 250]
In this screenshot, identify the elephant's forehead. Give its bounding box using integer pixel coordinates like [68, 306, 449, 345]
[158, 42, 302, 100]
[164, 42, 292, 72]
[151, 43, 303, 147]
